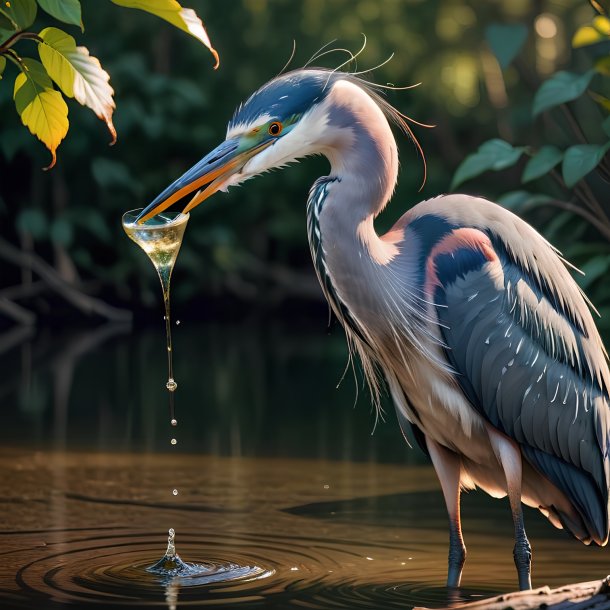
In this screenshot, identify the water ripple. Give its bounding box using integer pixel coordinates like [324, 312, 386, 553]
[9, 528, 484, 609]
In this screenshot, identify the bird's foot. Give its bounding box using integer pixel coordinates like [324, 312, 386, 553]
[513, 537, 532, 590]
[446, 533, 466, 588]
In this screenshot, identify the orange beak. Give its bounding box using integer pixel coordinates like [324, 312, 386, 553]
[136, 138, 273, 224]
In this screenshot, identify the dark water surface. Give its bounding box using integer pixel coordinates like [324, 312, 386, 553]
[0, 320, 608, 609]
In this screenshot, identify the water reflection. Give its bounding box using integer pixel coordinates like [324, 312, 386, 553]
[0, 321, 608, 609]
[0, 320, 422, 462]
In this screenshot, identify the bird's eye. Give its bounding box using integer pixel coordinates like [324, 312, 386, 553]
[268, 122, 283, 136]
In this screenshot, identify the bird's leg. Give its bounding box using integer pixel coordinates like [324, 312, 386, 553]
[487, 427, 532, 591]
[426, 437, 466, 588]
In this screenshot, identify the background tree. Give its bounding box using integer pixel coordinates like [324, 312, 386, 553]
[0, 0, 607, 330]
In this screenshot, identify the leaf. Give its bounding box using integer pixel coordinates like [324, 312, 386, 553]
[0, 56, 5, 79]
[497, 190, 553, 211]
[0, 28, 13, 45]
[485, 23, 528, 69]
[595, 56, 610, 76]
[603, 116, 610, 138]
[16, 208, 48, 239]
[0, 11, 14, 30]
[573, 16, 610, 47]
[110, 0, 218, 68]
[522, 146, 563, 183]
[451, 139, 524, 190]
[50, 217, 73, 246]
[572, 25, 605, 47]
[532, 70, 595, 116]
[577, 255, 610, 290]
[593, 15, 610, 34]
[91, 157, 142, 194]
[590, 90, 610, 111]
[37, 0, 82, 28]
[13, 57, 69, 169]
[0, 0, 36, 29]
[561, 143, 610, 187]
[38, 27, 116, 143]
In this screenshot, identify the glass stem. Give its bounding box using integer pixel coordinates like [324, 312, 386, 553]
[160, 276, 175, 423]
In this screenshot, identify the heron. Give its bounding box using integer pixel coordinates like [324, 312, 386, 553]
[136, 67, 610, 591]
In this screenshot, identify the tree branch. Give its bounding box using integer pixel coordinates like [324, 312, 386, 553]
[0, 297, 36, 326]
[0, 237, 132, 323]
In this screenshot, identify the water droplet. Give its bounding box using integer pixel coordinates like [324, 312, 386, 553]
[323, 484, 329, 489]
[171, 438, 177, 445]
[166, 528, 176, 558]
[172, 489, 178, 496]
[166, 378, 177, 392]
[176, 320, 181, 325]
[171, 418, 178, 426]
[290, 567, 299, 571]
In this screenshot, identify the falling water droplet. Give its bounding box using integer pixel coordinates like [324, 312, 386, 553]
[172, 489, 178, 496]
[166, 528, 176, 558]
[171, 418, 178, 426]
[166, 378, 177, 392]
[171, 438, 177, 445]
[176, 320, 181, 325]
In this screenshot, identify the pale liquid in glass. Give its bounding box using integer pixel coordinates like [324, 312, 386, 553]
[122, 211, 189, 423]
[122, 209, 194, 576]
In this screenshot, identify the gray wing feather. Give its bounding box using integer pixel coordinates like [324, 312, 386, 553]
[436, 259, 609, 544]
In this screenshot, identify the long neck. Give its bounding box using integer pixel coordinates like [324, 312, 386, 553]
[322, 79, 399, 220]
[307, 80, 401, 327]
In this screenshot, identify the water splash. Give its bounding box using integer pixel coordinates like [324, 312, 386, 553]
[146, 529, 203, 577]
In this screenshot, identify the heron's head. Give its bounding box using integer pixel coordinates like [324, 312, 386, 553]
[136, 68, 394, 223]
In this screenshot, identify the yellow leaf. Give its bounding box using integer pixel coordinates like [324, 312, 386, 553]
[110, 0, 218, 68]
[593, 15, 610, 35]
[0, 55, 5, 79]
[13, 58, 68, 169]
[39, 27, 116, 144]
[572, 25, 604, 47]
[38, 27, 76, 96]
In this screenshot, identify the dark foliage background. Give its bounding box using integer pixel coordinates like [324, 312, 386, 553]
[0, 0, 608, 327]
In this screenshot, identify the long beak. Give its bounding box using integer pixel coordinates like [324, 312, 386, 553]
[136, 138, 272, 224]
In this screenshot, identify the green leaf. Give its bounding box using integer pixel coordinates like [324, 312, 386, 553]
[497, 190, 553, 211]
[0, 29, 13, 45]
[39, 27, 116, 143]
[562, 143, 610, 187]
[0, 11, 14, 30]
[13, 57, 69, 169]
[110, 0, 218, 68]
[50, 217, 73, 246]
[590, 90, 610, 112]
[595, 56, 610, 76]
[533, 70, 595, 116]
[16, 208, 47, 239]
[522, 146, 563, 183]
[0, 56, 5, 79]
[0, 0, 36, 29]
[603, 116, 610, 138]
[451, 139, 524, 190]
[91, 157, 142, 194]
[37, 0, 82, 28]
[577, 255, 610, 290]
[485, 23, 528, 69]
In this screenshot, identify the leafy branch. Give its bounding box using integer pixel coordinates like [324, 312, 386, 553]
[0, 0, 218, 169]
[451, 8, 610, 241]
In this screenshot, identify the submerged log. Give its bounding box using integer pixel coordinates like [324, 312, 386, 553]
[415, 577, 610, 610]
